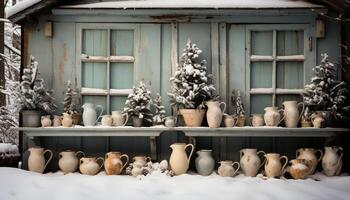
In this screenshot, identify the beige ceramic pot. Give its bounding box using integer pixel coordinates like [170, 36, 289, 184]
[289, 159, 311, 179]
[179, 109, 206, 127]
[322, 146, 343, 176]
[206, 101, 226, 128]
[250, 114, 264, 127]
[281, 101, 304, 128]
[62, 113, 73, 127]
[164, 116, 176, 127]
[235, 115, 245, 127]
[53, 115, 62, 127]
[169, 143, 194, 175]
[101, 115, 113, 126]
[240, 148, 265, 177]
[112, 111, 128, 126]
[296, 148, 323, 175]
[264, 153, 288, 178]
[218, 161, 240, 177]
[301, 119, 312, 128]
[133, 155, 151, 168]
[41, 115, 52, 127]
[79, 157, 104, 175]
[58, 150, 85, 174]
[264, 107, 283, 127]
[104, 152, 129, 175]
[223, 114, 235, 127]
[72, 113, 81, 125]
[312, 112, 325, 128]
[28, 147, 52, 173]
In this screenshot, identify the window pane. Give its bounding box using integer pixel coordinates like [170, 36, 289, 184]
[251, 31, 273, 55]
[82, 96, 107, 117]
[82, 63, 107, 89]
[277, 62, 303, 89]
[277, 31, 303, 56]
[251, 95, 272, 114]
[110, 63, 134, 89]
[111, 30, 134, 56]
[276, 95, 302, 108]
[82, 29, 108, 56]
[110, 96, 128, 112]
[251, 62, 272, 88]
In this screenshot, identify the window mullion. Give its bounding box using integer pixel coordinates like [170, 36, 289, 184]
[272, 30, 277, 107]
[106, 29, 111, 114]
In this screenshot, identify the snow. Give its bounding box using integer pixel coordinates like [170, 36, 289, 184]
[0, 167, 349, 200]
[5, 0, 41, 18]
[0, 143, 19, 155]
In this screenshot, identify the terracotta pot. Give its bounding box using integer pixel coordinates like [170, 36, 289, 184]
[179, 109, 205, 127]
[28, 147, 52, 173]
[264, 153, 288, 178]
[240, 148, 265, 177]
[22, 110, 41, 127]
[250, 114, 264, 127]
[218, 160, 240, 177]
[296, 148, 323, 175]
[72, 113, 81, 125]
[79, 157, 104, 175]
[322, 146, 343, 176]
[58, 151, 85, 174]
[132, 116, 143, 127]
[223, 114, 235, 127]
[62, 113, 73, 127]
[281, 101, 304, 128]
[289, 159, 311, 179]
[41, 115, 52, 127]
[195, 150, 215, 176]
[264, 107, 283, 127]
[169, 143, 194, 175]
[235, 115, 245, 127]
[104, 152, 129, 175]
[206, 101, 226, 128]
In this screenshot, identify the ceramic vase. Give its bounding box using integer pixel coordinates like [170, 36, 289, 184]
[101, 115, 113, 126]
[79, 157, 104, 175]
[250, 114, 264, 127]
[53, 115, 62, 127]
[104, 152, 129, 175]
[62, 113, 73, 127]
[218, 161, 240, 177]
[41, 115, 52, 127]
[28, 147, 52, 173]
[195, 150, 215, 176]
[206, 101, 226, 128]
[289, 159, 311, 179]
[296, 148, 323, 175]
[82, 103, 103, 126]
[240, 148, 265, 177]
[169, 143, 194, 175]
[164, 116, 176, 127]
[112, 111, 128, 126]
[235, 115, 245, 127]
[223, 114, 235, 127]
[58, 150, 85, 174]
[281, 101, 304, 128]
[264, 153, 288, 178]
[322, 146, 343, 176]
[312, 112, 325, 128]
[264, 107, 283, 127]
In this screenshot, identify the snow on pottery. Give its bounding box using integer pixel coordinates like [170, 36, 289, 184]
[281, 101, 304, 128]
[195, 150, 215, 176]
[235, 115, 246, 127]
[164, 116, 176, 127]
[264, 153, 288, 178]
[322, 146, 343, 176]
[22, 110, 41, 127]
[101, 115, 113, 126]
[112, 111, 128, 126]
[28, 147, 52, 174]
[296, 148, 323, 175]
[62, 113, 73, 127]
[263, 107, 283, 127]
[289, 159, 312, 180]
[250, 114, 264, 127]
[58, 151, 85, 174]
[82, 103, 103, 126]
[223, 114, 235, 127]
[79, 157, 104, 175]
[179, 109, 206, 127]
[169, 143, 194, 175]
[218, 160, 240, 177]
[311, 112, 325, 128]
[240, 148, 265, 177]
[53, 115, 62, 127]
[104, 152, 129, 175]
[133, 156, 151, 168]
[132, 116, 143, 127]
[41, 115, 52, 127]
[206, 101, 226, 128]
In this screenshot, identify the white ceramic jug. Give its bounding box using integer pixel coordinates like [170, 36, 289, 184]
[206, 100, 226, 128]
[82, 103, 103, 126]
[79, 157, 104, 175]
[240, 148, 265, 177]
[218, 161, 240, 177]
[58, 150, 85, 174]
[112, 111, 128, 126]
[264, 153, 288, 178]
[282, 101, 304, 128]
[28, 147, 52, 173]
[322, 146, 343, 176]
[195, 150, 215, 176]
[169, 143, 194, 175]
[264, 107, 283, 127]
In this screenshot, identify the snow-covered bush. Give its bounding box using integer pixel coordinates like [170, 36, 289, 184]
[168, 39, 216, 109]
[0, 106, 18, 144]
[63, 80, 80, 114]
[231, 90, 245, 116]
[152, 93, 166, 125]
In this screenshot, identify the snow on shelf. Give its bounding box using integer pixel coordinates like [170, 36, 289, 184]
[5, 0, 41, 18]
[0, 143, 19, 157]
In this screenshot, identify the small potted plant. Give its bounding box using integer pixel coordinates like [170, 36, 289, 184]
[232, 90, 245, 127]
[63, 80, 81, 125]
[152, 93, 166, 126]
[123, 81, 153, 127]
[168, 39, 216, 127]
[300, 106, 312, 128]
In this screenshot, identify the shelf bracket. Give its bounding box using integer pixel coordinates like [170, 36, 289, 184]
[149, 136, 157, 161]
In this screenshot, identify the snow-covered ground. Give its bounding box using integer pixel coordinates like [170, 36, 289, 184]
[0, 167, 349, 200]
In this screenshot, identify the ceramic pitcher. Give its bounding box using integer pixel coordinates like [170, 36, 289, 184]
[322, 146, 343, 176]
[82, 103, 103, 126]
[289, 159, 312, 179]
[79, 157, 104, 175]
[264, 107, 283, 127]
[28, 147, 53, 173]
[296, 148, 323, 175]
[264, 153, 288, 178]
[62, 113, 73, 127]
[58, 150, 85, 174]
[41, 115, 52, 127]
[112, 111, 128, 126]
[250, 114, 264, 127]
[240, 148, 265, 177]
[164, 116, 176, 127]
[312, 112, 325, 128]
[223, 114, 235, 127]
[101, 115, 113, 126]
[206, 101, 226, 128]
[218, 161, 240, 177]
[169, 143, 194, 175]
[281, 101, 304, 128]
[53, 115, 62, 127]
[133, 155, 151, 167]
[195, 150, 215, 176]
[104, 152, 129, 175]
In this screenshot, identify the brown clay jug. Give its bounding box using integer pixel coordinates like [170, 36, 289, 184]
[296, 148, 323, 175]
[104, 152, 129, 175]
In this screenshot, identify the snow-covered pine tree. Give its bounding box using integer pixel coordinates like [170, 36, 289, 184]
[168, 39, 216, 109]
[0, 106, 18, 144]
[152, 93, 166, 125]
[63, 80, 79, 114]
[123, 81, 153, 123]
[231, 90, 245, 116]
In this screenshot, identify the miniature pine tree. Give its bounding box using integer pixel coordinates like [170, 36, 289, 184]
[168, 39, 216, 109]
[123, 81, 153, 123]
[152, 93, 166, 125]
[231, 90, 245, 116]
[63, 80, 79, 114]
[0, 106, 18, 144]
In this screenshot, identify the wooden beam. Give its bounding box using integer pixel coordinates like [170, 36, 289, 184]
[0, 2, 4, 106]
[81, 55, 135, 63]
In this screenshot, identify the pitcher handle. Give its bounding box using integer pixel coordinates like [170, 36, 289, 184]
[43, 149, 53, 171]
[95, 105, 104, 124]
[278, 109, 285, 124]
[316, 149, 324, 163]
[280, 156, 288, 175]
[120, 154, 129, 172]
[233, 116, 239, 126]
[296, 149, 301, 158]
[257, 151, 266, 168]
[219, 102, 226, 113]
[96, 157, 104, 171]
[249, 117, 253, 126]
[146, 156, 152, 162]
[239, 150, 244, 159]
[297, 102, 305, 122]
[123, 113, 129, 126]
[75, 151, 85, 158]
[232, 161, 241, 176]
[185, 144, 194, 164]
[336, 147, 343, 169]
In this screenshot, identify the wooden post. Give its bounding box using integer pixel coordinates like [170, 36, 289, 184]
[0, 1, 5, 106]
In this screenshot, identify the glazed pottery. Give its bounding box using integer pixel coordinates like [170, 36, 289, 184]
[28, 147, 52, 173]
[104, 152, 129, 175]
[169, 143, 194, 175]
[296, 148, 323, 175]
[250, 114, 264, 127]
[112, 111, 128, 126]
[41, 115, 52, 127]
[79, 157, 104, 175]
[223, 114, 235, 127]
[264, 107, 283, 127]
[195, 150, 215, 176]
[164, 116, 176, 127]
[22, 110, 41, 127]
[264, 153, 288, 178]
[62, 113, 73, 127]
[281, 101, 304, 128]
[206, 101, 226, 128]
[218, 161, 240, 177]
[289, 159, 311, 179]
[82, 103, 103, 126]
[312, 112, 325, 128]
[179, 109, 206, 127]
[133, 155, 151, 167]
[72, 113, 81, 125]
[101, 115, 113, 126]
[58, 151, 85, 174]
[240, 148, 265, 177]
[235, 115, 245, 127]
[132, 116, 143, 127]
[322, 146, 343, 176]
[53, 115, 62, 127]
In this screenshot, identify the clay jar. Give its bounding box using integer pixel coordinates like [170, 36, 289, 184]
[206, 100, 226, 128]
[112, 111, 128, 126]
[235, 115, 246, 127]
[62, 113, 73, 127]
[240, 148, 265, 177]
[101, 115, 113, 126]
[312, 112, 325, 128]
[264, 153, 288, 178]
[322, 146, 343, 176]
[58, 150, 85, 174]
[28, 147, 53, 173]
[218, 161, 240, 177]
[104, 152, 129, 175]
[195, 150, 215, 176]
[250, 114, 264, 127]
[289, 159, 311, 179]
[296, 148, 323, 175]
[281, 101, 304, 128]
[41, 115, 52, 127]
[53, 115, 62, 127]
[264, 107, 283, 127]
[223, 114, 235, 127]
[179, 109, 206, 127]
[133, 155, 151, 168]
[79, 157, 104, 175]
[169, 143, 194, 175]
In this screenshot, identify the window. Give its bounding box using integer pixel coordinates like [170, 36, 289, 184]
[246, 25, 312, 114]
[77, 24, 139, 114]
